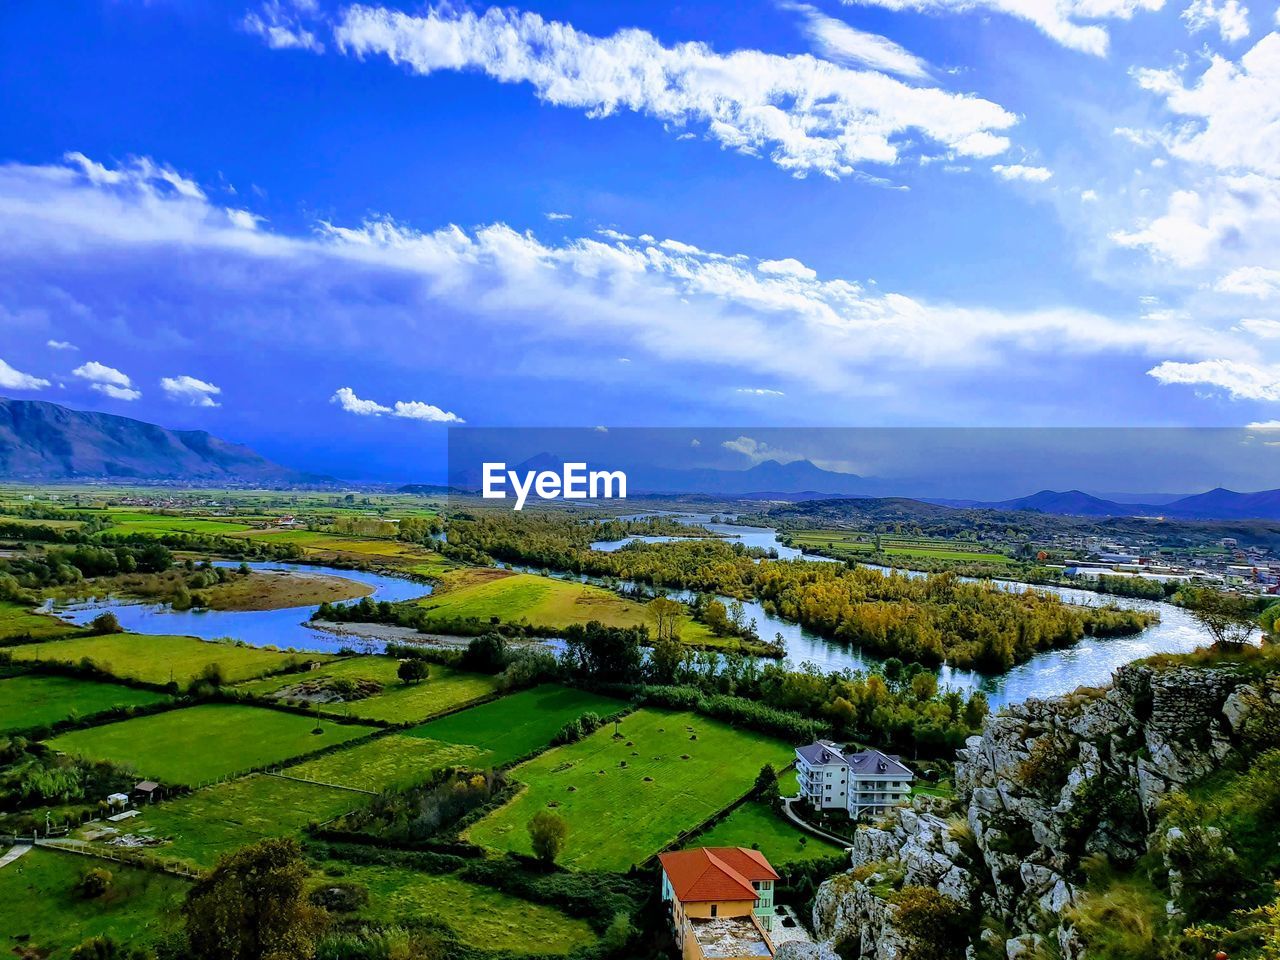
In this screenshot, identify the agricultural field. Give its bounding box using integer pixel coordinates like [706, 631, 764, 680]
[287, 734, 482, 792]
[86, 774, 362, 868]
[466, 708, 794, 871]
[236, 656, 500, 723]
[3, 632, 325, 685]
[0, 601, 81, 642]
[199, 569, 373, 610]
[47, 703, 378, 784]
[417, 570, 724, 646]
[407, 684, 625, 767]
[786, 530, 1013, 564]
[0, 847, 188, 954]
[331, 862, 596, 955]
[100, 511, 255, 537]
[688, 798, 842, 864]
[0, 673, 170, 735]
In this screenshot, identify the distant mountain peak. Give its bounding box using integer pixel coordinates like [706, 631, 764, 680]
[0, 396, 324, 484]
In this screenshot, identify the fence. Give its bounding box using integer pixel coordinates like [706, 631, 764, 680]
[33, 836, 204, 879]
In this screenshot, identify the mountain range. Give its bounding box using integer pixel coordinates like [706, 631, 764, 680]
[0, 397, 322, 484]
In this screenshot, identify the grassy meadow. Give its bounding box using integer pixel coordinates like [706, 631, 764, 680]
[417, 570, 726, 646]
[407, 684, 625, 767]
[786, 530, 1013, 565]
[466, 708, 793, 871]
[0, 848, 188, 953]
[94, 774, 362, 868]
[0, 673, 169, 735]
[3, 632, 325, 685]
[330, 863, 596, 955]
[0, 601, 81, 642]
[236, 656, 500, 723]
[689, 797, 843, 864]
[286, 734, 482, 792]
[48, 703, 377, 784]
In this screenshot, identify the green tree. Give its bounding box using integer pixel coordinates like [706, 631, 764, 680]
[184, 838, 327, 960]
[88, 612, 122, 635]
[1183, 587, 1259, 650]
[397, 659, 430, 684]
[70, 936, 147, 960]
[527, 809, 569, 866]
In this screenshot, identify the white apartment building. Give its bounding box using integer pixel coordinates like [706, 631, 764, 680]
[795, 741, 914, 820]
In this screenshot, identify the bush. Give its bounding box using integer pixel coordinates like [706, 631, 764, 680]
[890, 886, 970, 960]
[527, 809, 569, 865]
[88, 612, 123, 635]
[78, 867, 114, 898]
[309, 881, 370, 913]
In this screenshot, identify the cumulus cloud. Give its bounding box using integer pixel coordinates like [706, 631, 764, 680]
[1181, 0, 1250, 41]
[1218, 266, 1280, 298]
[992, 163, 1053, 182]
[1148, 358, 1280, 400]
[721, 435, 802, 462]
[840, 0, 1163, 56]
[72, 361, 141, 400]
[786, 2, 931, 79]
[242, 0, 325, 53]
[161, 375, 222, 407]
[758, 258, 818, 280]
[331, 387, 462, 422]
[0, 153, 1244, 411]
[329, 4, 1017, 180]
[46, 339, 77, 350]
[1238, 318, 1280, 338]
[0, 359, 50, 391]
[1133, 34, 1280, 177]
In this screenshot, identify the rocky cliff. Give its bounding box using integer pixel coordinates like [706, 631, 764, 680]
[778, 657, 1280, 960]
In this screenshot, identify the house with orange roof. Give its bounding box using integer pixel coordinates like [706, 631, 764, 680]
[657, 847, 778, 960]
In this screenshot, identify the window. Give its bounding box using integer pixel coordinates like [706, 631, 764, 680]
[710, 905, 718, 918]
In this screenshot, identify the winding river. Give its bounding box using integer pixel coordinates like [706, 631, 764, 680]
[48, 519, 1226, 708]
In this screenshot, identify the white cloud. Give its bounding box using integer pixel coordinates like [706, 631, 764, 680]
[545, 212, 572, 221]
[841, 0, 1163, 56]
[1080, 189, 1099, 202]
[392, 399, 464, 423]
[330, 4, 1017, 180]
[331, 387, 392, 416]
[593, 425, 609, 432]
[46, 339, 77, 350]
[72, 360, 140, 399]
[1134, 34, 1280, 177]
[160, 374, 222, 407]
[242, 0, 325, 53]
[597, 229, 634, 241]
[690, 438, 701, 447]
[0, 153, 1246, 410]
[992, 163, 1053, 182]
[0, 359, 50, 391]
[1181, 0, 1250, 41]
[226, 208, 264, 230]
[1246, 419, 1280, 428]
[331, 387, 462, 422]
[786, 2, 931, 80]
[1237, 318, 1280, 337]
[1110, 174, 1280, 267]
[1218, 266, 1280, 298]
[1148, 358, 1280, 399]
[758, 257, 818, 280]
[721, 435, 802, 462]
[736, 387, 787, 396]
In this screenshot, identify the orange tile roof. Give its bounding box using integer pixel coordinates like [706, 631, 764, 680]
[658, 847, 779, 903]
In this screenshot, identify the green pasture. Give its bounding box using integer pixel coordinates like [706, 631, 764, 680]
[0, 674, 169, 735]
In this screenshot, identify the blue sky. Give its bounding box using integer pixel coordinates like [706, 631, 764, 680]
[2, 0, 1279, 479]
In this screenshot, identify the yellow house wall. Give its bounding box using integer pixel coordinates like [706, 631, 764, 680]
[682, 898, 756, 919]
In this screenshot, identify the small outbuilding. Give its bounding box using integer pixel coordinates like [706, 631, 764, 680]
[132, 781, 162, 803]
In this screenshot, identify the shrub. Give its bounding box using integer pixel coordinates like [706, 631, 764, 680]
[88, 612, 123, 635]
[527, 809, 569, 865]
[78, 867, 114, 898]
[890, 886, 970, 960]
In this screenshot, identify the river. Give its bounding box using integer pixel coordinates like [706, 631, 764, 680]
[49, 521, 1226, 708]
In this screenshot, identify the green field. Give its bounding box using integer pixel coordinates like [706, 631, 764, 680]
[689, 798, 843, 863]
[237, 656, 500, 723]
[102, 511, 254, 536]
[418, 571, 725, 646]
[333, 863, 596, 955]
[287, 734, 482, 792]
[466, 708, 794, 871]
[408, 685, 625, 767]
[0, 848, 188, 954]
[4, 632, 325, 685]
[787, 530, 1012, 564]
[0, 674, 169, 735]
[89, 774, 362, 867]
[0, 601, 81, 642]
[47, 704, 378, 784]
